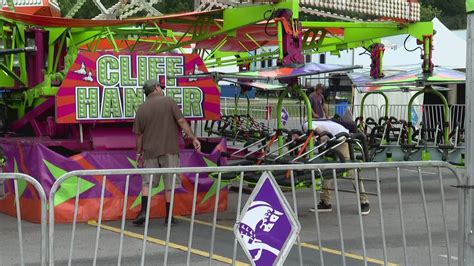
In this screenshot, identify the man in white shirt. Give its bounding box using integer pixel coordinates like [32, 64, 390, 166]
[304, 120, 370, 215]
[303, 120, 349, 136]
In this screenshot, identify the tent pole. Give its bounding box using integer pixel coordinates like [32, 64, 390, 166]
[463, 9, 474, 265]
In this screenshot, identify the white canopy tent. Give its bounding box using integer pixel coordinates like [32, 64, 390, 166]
[382, 18, 466, 69]
[325, 18, 466, 70]
[330, 18, 466, 117]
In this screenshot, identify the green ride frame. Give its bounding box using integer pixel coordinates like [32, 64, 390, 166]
[0, 0, 433, 136]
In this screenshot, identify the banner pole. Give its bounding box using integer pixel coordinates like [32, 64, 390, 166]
[464, 3, 474, 264]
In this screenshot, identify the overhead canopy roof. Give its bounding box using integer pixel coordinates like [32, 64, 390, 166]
[222, 79, 287, 91]
[218, 62, 362, 80]
[349, 66, 465, 93]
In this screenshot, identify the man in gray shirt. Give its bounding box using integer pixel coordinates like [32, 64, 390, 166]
[309, 84, 326, 119]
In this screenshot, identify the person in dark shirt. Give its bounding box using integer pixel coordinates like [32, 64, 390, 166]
[309, 84, 327, 119]
[133, 79, 201, 226]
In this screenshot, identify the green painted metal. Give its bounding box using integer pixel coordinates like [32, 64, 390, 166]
[204, 38, 228, 62]
[245, 33, 262, 49]
[206, 50, 280, 68]
[233, 93, 240, 117]
[105, 27, 120, 53]
[276, 85, 313, 158]
[307, 39, 379, 54]
[232, 91, 250, 117]
[46, 37, 56, 75]
[207, 45, 277, 65]
[0, 1, 434, 129]
[468, 0, 474, 13]
[230, 91, 250, 135]
[157, 26, 179, 52]
[296, 86, 313, 157]
[360, 91, 389, 119]
[48, 28, 67, 45]
[0, 63, 23, 85]
[0, 24, 28, 87]
[0, 68, 14, 87]
[301, 21, 433, 51]
[15, 27, 27, 86]
[278, 19, 284, 60]
[245, 92, 250, 116]
[407, 87, 449, 145]
[222, 3, 292, 33]
[289, 0, 299, 19]
[423, 35, 431, 73]
[231, 92, 241, 134]
[277, 88, 288, 154]
[151, 23, 168, 52]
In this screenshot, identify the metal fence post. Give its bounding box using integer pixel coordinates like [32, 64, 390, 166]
[0, 173, 48, 266]
[464, 8, 474, 265]
[46, 161, 463, 265]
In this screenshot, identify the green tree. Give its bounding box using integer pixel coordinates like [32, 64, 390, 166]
[420, 0, 466, 29]
[155, 0, 193, 14]
[420, 4, 442, 22]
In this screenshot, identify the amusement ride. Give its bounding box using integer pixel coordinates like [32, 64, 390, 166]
[0, 0, 465, 222]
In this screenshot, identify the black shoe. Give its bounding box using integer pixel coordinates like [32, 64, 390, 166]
[132, 210, 147, 226]
[361, 203, 370, 215]
[309, 201, 332, 213]
[164, 217, 178, 226]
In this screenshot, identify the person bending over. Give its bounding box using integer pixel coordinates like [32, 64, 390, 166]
[304, 120, 370, 215]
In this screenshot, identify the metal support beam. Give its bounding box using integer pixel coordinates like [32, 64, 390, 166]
[92, 0, 109, 15]
[0, 63, 25, 85]
[464, 10, 474, 266]
[137, 0, 162, 16]
[194, 0, 201, 10]
[301, 21, 433, 51]
[222, 2, 293, 32]
[0, 46, 36, 56]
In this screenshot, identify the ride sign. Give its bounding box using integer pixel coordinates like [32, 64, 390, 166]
[234, 172, 301, 265]
[56, 52, 220, 123]
[281, 106, 289, 126]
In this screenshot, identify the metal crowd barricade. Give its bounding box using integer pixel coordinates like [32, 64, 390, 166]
[450, 104, 465, 133]
[421, 105, 445, 138]
[378, 104, 465, 141]
[48, 161, 464, 266]
[0, 173, 48, 266]
[352, 104, 380, 121]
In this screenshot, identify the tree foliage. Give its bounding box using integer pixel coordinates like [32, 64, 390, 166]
[420, 4, 442, 22]
[420, 0, 466, 29]
[155, 0, 193, 14]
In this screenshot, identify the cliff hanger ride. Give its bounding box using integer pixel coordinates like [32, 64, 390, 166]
[0, 0, 432, 152]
